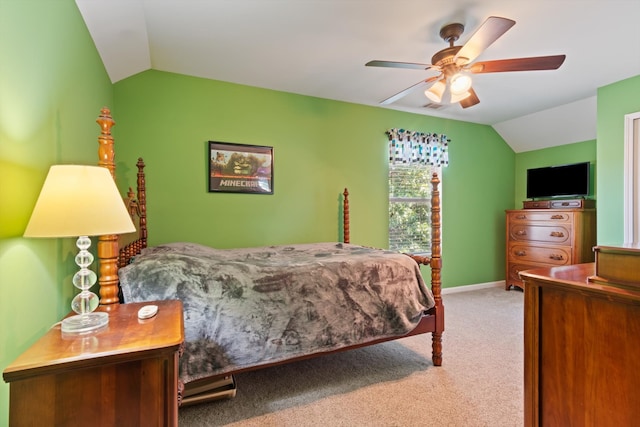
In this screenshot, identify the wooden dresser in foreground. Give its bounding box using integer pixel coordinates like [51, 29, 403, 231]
[3, 300, 184, 427]
[505, 206, 596, 289]
[521, 246, 640, 426]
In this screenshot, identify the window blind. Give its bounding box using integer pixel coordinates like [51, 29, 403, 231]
[389, 164, 433, 254]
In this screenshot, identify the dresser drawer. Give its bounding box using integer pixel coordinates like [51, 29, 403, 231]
[508, 243, 572, 265]
[508, 262, 541, 285]
[507, 262, 554, 287]
[508, 223, 573, 245]
[507, 211, 571, 223]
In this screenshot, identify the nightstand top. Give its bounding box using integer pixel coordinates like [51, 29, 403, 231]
[3, 300, 184, 383]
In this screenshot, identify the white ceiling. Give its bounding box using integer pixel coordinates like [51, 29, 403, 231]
[75, 0, 640, 153]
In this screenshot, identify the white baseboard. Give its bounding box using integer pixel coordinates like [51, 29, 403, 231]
[441, 280, 505, 295]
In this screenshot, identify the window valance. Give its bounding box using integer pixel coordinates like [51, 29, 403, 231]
[386, 128, 449, 167]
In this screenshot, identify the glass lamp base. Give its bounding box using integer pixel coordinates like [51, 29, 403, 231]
[61, 312, 109, 334]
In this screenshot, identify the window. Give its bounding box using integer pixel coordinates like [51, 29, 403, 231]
[389, 164, 438, 254]
[385, 128, 448, 255]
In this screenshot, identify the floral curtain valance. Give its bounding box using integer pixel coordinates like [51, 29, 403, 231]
[386, 128, 449, 167]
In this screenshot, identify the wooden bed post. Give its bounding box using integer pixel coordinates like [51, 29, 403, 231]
[136, 158, 147, 251]
[430, 173, 443, 366]
[343, 188, 350, 244]
[96, 107, 120, 306]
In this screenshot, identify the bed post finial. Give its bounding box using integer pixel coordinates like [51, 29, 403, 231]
[97, 107, 116, 178]
[343, 188, 350, 244]
[96, 107, 120, 305]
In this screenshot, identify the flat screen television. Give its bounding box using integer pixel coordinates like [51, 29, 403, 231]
[526, 161, 590, 199]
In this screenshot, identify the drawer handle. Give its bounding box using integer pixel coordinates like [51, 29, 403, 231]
[516, 230, 527, 236]
[516, 215, 527, 220]
[549, 231, 565, 238]
[515, 250, 526, 257]
[550, 215, 564, 220]
[549, 254, 564, 261]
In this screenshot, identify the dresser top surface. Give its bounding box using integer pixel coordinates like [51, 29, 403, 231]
[520, 263, 640, 302]
[506, 208, 595, 213]
[594, 244, 640, 254]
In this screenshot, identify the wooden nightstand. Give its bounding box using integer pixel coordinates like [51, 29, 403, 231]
[3, 300, 184, 427]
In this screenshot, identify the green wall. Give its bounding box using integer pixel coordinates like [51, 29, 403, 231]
[513, 140, 597, 209]
[113, 70, 516, 289]
[596, 74, 640, 245]
[0, 0, 113, 424]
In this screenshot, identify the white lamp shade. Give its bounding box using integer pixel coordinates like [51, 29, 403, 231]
[425, 80, 446, 103]
[24, 165, 136, 238]
[450, 73, 472, 95]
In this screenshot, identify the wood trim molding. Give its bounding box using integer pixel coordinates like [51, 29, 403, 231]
[624, 111, 640, 245]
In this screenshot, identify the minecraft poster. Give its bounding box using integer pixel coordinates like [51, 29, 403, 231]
[208, 141, 273, 194]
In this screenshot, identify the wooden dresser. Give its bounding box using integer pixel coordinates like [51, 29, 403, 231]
[3, 300, 184, 427]
[520, 246, 640, 426]
[505, 207, 596, 289]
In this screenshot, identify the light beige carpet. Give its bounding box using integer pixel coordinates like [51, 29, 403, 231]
[179, 287, 524, 426]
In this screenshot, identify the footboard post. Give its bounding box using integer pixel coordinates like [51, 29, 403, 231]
[430, 173, 443, 366]
[343, 188, 350, 244]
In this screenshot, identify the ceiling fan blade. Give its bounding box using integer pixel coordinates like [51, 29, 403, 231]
[380, 76, 440, 105]
[469, 55, 566, 73]
[366, 60, 435, 71]
[454, 16, 516, 65]
[459, 87, 480, 109]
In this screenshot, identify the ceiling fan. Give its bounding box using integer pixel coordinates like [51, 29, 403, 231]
[366, 16, 566, 108]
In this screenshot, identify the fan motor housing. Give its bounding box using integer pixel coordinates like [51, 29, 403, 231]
[431, 46, 462, 68]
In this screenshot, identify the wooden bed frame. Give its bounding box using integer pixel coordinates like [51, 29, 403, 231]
[93, 107, 444, 404]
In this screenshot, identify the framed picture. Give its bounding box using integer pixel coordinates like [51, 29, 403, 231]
[208, 141, 274, 194]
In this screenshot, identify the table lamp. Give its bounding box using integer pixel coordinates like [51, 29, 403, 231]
[24, 165, 136, 334]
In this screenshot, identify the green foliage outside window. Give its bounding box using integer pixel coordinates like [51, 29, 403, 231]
[389, 165, 434, 254]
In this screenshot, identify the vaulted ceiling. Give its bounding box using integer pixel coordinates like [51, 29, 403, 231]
[76, 0, 640, 152]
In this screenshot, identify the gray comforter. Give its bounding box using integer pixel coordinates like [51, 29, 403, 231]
[119, 242, 435, 384]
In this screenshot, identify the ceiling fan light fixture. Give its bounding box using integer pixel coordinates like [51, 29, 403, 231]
[450, 73, 472, 94]
[451, 90, 472, 103]
[425, 79, 446, 103]
[366, 16, 566, 109]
